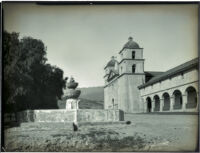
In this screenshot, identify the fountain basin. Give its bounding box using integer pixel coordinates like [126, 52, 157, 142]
[17, 109, 124, 122]
[66, 82, 78, 89]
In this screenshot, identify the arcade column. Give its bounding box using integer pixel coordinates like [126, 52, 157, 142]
[170, 96, 175, 111]
[182, 94, 187, 111]
[151, 100, 155, 112]
[160, 99, 164, 112]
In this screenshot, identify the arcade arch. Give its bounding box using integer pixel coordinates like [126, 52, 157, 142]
[162, 92, 170, 111]
[153, 95, 160, 112]
[173, 90, 183, 110]
[146, 97, 152, 113]
[185, 86, 197, 109]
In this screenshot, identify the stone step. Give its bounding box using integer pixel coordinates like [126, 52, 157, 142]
[19, 121, 128, 129]
[20, 122, 74, 129]
[135, 112, 198, 115]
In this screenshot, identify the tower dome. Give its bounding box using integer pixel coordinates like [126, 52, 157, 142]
[105, 56, 118, 68]
[123, 37, 140, 49]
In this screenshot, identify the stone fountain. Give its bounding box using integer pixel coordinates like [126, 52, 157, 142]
[65, 77, 81, 110]
[17, 77, 124, 125]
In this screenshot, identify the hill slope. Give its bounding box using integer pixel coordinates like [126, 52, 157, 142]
[58, 86, 104, 109]
[78, 86, 104, 102]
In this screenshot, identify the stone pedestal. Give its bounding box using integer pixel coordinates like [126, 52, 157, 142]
[64, 77, 81, 112]
[66, 99, 80, 110]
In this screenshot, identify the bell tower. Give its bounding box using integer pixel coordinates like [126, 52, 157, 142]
[118, 37, 144, 75]
[117, 37, 145, 113]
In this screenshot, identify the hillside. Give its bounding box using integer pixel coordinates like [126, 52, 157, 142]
[79, 98, 103, 109]
[57, 86, 104, 109]
[57, 98, 103, 109]
[78, 86, 104, 102]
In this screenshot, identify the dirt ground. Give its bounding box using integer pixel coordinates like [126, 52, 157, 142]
[3, 113, 199, 152]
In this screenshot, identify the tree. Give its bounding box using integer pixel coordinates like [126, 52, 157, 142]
[3, 31, 23, 113]
[26, 63, 66, 109]
[3, 31, 66, 113]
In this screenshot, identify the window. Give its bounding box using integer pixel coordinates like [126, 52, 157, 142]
[112, 99, 114, 108]
[121, 67, 123, 73]
[181, 73, 184, 79]
[132, 64, 136, 73]
[132, 51, 135, 59]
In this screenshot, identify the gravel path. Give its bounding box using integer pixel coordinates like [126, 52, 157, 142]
[4, 114, 198, 151]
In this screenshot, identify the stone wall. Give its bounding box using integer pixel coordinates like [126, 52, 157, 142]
[104, 47, 145, 113]
[17, 109, 124, 123]
[118, 74, 145, 113]
[104, 78, 119, 110]
[104, 74, 145, 113]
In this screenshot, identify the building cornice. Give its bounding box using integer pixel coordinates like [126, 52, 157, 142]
[119, 58, 145, 65]
[103, 74, 109, 78]
[140, 80, 199, 97]
[104, 72, 145, 88]
[119, 48, 143, 54]
[104, 65, 110, 70]
[107, 74, 119, 82]
[138, 58, 199, 89]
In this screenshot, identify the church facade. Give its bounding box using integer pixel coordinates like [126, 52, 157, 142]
[104, 37, 199, 113]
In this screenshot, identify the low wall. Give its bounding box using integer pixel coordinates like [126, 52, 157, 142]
[17, 109, 124, 123]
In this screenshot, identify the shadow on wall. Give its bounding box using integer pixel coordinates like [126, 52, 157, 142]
[17, 110, 35, 122]
[57, 99, 66, 109]
[4, 113, 21, 129]
[119, 110, 125, 121]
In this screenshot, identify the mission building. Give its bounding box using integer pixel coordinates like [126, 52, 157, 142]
[104, 37, 198, 113]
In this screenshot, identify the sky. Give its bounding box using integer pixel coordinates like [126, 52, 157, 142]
[3, 3, 198, 87]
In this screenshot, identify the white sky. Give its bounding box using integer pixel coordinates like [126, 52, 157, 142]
[3, 3, 198, 87]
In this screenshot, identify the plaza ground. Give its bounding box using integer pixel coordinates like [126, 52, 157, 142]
[4, 113, 199, 152]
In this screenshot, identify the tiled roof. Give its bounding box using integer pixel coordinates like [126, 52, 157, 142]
[144, 71, 164, 77]
[138, 58, 199, 89]
[107, 69, 119, 82]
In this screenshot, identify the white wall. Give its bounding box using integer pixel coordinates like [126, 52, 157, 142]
[120, 48, 143, 60]
[140, 68, 198, 98]
[119, 60, 144, 74]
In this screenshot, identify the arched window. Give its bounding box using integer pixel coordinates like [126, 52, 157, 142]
[163, 92, 170, 111]
[173, 90, 182, 110]
[132, 64, 136, 73]
[132, 51, 135, 59]
[146, 97, 152, 113]
[186, 86, 197, 108]
[112, 98, 114, 108]
[153, 95, 160, 112]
